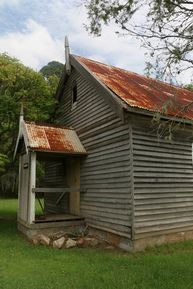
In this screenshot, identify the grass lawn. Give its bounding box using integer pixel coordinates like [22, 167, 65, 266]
[0, 198, 18, 218]
[0, 198, 43, 219]
[0, 199, 193, 289]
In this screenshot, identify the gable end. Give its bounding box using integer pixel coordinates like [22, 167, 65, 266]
[70, 55, 127, 122]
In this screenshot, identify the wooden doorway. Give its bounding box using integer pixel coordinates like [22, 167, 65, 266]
[66, 158, 80, 215]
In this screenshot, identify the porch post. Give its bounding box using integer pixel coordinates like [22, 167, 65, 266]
[17, 155, 22, 221]
[69, 158, 80, 215]
[28, 152, 36, 224]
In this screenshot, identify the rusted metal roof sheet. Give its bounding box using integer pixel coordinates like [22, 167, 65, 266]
[23, 122, 86, 154]
[74, 55, 193, 120]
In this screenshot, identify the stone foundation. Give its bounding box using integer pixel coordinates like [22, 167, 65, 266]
[18, 219, 193, 251]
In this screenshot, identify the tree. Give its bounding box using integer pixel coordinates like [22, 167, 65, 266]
[0, 53, 57, 193]
[39, 60, 64, 121]
[0, 154, 8, 174]
[84, 0, 193, 79]
[40, 61, 64, 79]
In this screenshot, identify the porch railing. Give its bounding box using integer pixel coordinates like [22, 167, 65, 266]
[31, 187, 80, 220]
[32, 187, 80, 193]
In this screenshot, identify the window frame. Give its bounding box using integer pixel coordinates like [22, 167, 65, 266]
[71, 81, 78, 109]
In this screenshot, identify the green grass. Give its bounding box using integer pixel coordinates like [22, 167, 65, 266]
[0, 198, 18, 218]
[0, 199, 193, 289]
[0, 198, 43, 219]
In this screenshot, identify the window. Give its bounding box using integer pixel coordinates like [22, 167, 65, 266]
[72, 82, 78, 108]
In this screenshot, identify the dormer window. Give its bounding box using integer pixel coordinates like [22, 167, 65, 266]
[72, 81, 78, 108]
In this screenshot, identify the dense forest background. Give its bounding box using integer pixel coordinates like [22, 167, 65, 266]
[0, 54, 63, 196]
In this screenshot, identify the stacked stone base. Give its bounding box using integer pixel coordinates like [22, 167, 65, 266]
[18, 219, 193, 251]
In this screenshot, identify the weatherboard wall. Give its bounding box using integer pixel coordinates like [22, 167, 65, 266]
[55, 67, 132, 238]
[131, 116, 193, 240]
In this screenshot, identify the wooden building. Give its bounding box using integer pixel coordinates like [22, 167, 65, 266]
[14, 38, 193, 250]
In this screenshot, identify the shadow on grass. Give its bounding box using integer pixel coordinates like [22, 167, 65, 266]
[0, 198, 17, 220]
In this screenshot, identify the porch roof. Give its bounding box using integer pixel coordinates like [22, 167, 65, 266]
[14, 121, 87, 158]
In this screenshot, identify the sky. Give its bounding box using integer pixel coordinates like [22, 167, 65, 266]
[0, 0, 191, 84]
[0, 0, 148, 73]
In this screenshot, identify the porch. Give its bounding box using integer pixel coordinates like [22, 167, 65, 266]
[14, 117, 87, 238]
[31, 186, 83, 224]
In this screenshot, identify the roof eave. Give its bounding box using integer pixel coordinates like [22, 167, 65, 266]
[124, 105, 193, 125]
[13, 121, 29, 160]
[29, 148, 87, 155]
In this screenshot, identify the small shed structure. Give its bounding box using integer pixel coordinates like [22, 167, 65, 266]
[15, 38, 193, 250]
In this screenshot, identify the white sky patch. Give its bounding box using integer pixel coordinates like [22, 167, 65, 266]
[0, 19, 64, 69]
[58, 3, 146, 75]
[0, 1, 146, 74]
[0, 0, 191, 84]
[0, 0, 21, 6]
[71, 31, 145, 74]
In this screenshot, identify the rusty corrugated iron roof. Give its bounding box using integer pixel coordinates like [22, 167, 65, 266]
[74, 55, 193, 120]
[23, 121, 86, 154]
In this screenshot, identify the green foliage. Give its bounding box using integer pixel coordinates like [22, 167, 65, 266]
[0, 154, 9, 173]
[0, 170, 17, 197]
[84, 0, 193, 79]
[39, 61, 64, 79]
[39, 60, 64, 121]
[184, 84, 193, 92]
[36, 161, 45, 187]
[47, 75, 60, 99]
[0, 53, 57, 192]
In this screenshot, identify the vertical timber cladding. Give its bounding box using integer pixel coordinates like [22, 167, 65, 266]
[57, 67, 132, 238]
[132, 118, 193, 240]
